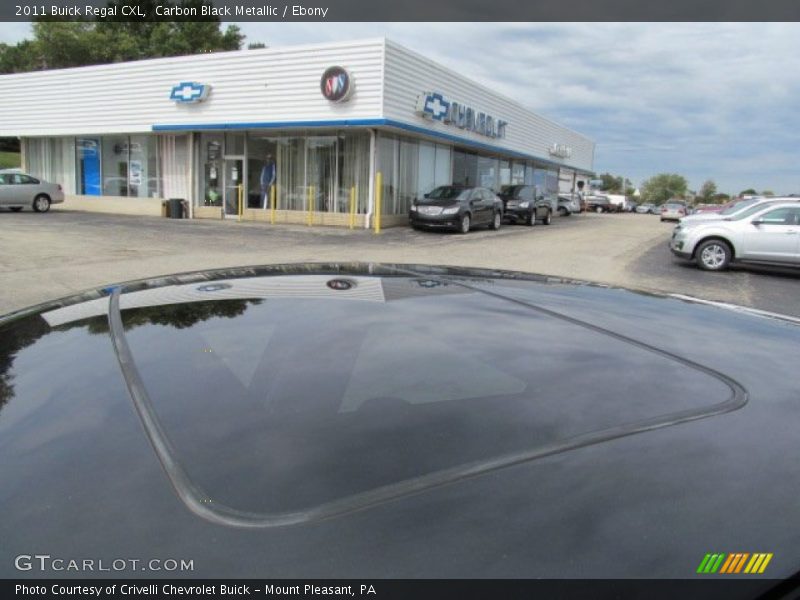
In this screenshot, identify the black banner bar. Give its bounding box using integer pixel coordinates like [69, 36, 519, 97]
[2, 0, 800, 21]
[3, 579, 798, 600]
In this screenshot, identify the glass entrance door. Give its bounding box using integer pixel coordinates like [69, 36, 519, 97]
[223, 159, 244, 217]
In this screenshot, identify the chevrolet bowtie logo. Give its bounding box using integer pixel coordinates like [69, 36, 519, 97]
[170, 82, 210, 103]
[423, 93, 450, 120]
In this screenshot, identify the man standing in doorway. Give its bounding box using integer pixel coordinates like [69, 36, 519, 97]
[260, 153, 276, 209]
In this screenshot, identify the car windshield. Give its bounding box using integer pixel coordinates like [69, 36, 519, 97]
[720, 199, 757, 215]
[730, 201, 795, 221]
[500, 185, 526, 197]
[426, 186, 469, 201]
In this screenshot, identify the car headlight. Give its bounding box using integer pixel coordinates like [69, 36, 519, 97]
[441, 206, 460, 215]
[410, 205, 417, 212]
[518, 201, 530, 209]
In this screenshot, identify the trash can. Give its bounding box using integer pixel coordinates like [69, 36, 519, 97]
[168, 198, 184, 219]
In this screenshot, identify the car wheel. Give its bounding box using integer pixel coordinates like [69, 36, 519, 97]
[543, 210, 552, 225]
[489, 211, 502, 230]
[459, 214, 471, 234]
[525, 211, 536, 226]
[558, 207, 568, 216]
[695, 239, 732, 271]
[595, 206, 603, 214]
[32, 195, 51, 213]
[10, 207, 22, 212]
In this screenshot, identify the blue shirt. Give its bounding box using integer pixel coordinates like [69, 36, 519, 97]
[260, 162, 276, 188]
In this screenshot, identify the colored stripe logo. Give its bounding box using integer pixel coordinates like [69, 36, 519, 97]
[697, 553, 773, 574]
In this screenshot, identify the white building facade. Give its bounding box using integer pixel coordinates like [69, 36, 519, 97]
[0, 38, 595, 227]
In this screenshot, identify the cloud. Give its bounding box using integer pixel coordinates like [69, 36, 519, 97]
[235, 22, 800, 193]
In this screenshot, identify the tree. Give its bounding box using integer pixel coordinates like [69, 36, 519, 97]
[761, 190, 775, 197]
[699, 179, 717, 202]
[739, 188, 758, 196]
[0, 1, 243, 74]
[640, 173, 688, 204]
[598, 172, 624, 193]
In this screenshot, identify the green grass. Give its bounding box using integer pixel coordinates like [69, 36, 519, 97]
[0, 151, 21, 170]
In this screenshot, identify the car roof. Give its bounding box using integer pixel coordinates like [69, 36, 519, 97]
[1, 264, 798, 578]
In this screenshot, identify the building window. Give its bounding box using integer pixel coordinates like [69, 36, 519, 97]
[452, 150, 478, 187]
[25, 137, 76, 194]
[417, 142, 435, 199]
[477, 156, 498, 191]
[200, 133, 224, 206]
[243, 131, 370, 214]
[338, 131, 370, 214]
[159, 134, 190, 201]
[511, 162, 525, 185]
[434, 145, 451, 189]
[376, 133, 433, 215]
[498, 160, 511, 188]
[76, 138, 101, 196]
[129, 135, 159, 198]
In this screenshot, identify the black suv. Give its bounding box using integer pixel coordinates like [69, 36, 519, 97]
[498, 185, 553, 226]
[409, 186, 503, 234]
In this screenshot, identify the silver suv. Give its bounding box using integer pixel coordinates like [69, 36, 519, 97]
[670, 201, 800, 270]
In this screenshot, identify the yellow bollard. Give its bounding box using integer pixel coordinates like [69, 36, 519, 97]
[349, 186, 356, 229]
[237, 184, 243, 221]
[270, 185, 276, 225]
[374, 172, 382, 234]
[307, 186, 315, 226]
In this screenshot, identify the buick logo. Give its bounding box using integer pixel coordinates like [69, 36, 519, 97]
[320, 66, 352, 103]
[326, 278, 355, 291]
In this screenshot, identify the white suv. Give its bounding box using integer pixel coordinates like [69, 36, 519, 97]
[670, 202, 800, 270]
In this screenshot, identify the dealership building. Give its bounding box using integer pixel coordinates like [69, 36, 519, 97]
[0, 38, 595, 227]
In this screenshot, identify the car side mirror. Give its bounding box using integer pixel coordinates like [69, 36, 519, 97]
[423, 193, 429, 198]
[751, 219, 764, 226]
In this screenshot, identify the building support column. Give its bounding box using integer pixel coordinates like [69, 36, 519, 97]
[187, 132, 195, 219]
[365, 129, 376, 229]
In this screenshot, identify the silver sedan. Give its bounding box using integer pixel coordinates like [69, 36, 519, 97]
[0, 171, 65, 212]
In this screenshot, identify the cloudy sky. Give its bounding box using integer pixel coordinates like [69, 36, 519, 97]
[3, 22, 799, 194]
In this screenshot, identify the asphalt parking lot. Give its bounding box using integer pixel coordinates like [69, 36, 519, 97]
[0, 209, 798, 318]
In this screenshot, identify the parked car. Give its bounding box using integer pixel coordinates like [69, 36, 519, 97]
[0, 171, 64, 212]
[692, 203, 726, 214]
[679, 197, 764, 224]
[557, 194, 581, 216]
[498, 185, 552, 226]
[636, 203, 658, 214]
[670, 202, 800, 270]
[1, 263, 798, 581]
[410, 185, 503, 233]
[660, 202, 687, 222]
[585, 195, 617, 213]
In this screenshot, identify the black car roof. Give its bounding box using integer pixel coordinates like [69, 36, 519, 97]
[1, 264, 797, 579]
